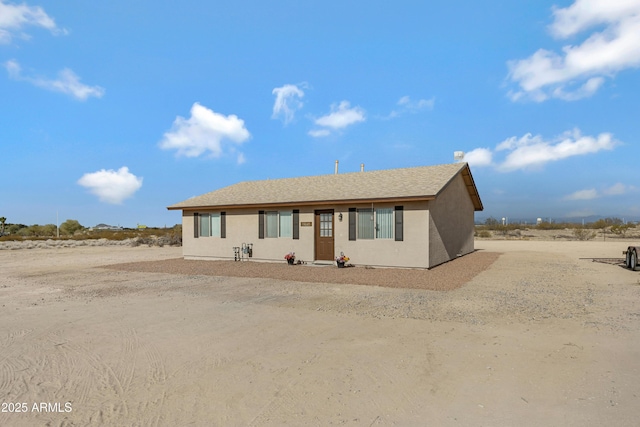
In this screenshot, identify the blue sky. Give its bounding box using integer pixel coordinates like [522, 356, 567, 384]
[1, 0, 638, 228]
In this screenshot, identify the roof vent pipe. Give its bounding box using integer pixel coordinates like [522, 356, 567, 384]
[360, 163, 364, 172]
[335, 160, 339, 174]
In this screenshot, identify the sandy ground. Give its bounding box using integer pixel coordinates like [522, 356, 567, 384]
[1, 240, 639, 426]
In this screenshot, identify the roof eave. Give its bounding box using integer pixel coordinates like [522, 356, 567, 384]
[431, 163, 483, 211]
[167, 195, 436, 211]
[461, 164, 483, 211]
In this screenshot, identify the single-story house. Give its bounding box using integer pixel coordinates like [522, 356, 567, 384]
[91, 223, 123, 231]
[167, 162, 483, 268]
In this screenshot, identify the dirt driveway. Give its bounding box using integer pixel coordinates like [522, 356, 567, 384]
[1, 240, 639, 426]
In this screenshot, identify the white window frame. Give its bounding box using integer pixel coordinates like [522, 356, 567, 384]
[199, 213, 221, 237]
[357, 207, 394, 240]
[375, 208, 394, 239]
[264, 211, 294, 239]
[357, 208, 374, 239]
[279, 211, 292, 238]
[265, 211, 278, 238]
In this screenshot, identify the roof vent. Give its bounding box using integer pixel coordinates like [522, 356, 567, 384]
[360, 163, 364, 172]
[335, 160, 339, 174]
[454, 151, 465, 162]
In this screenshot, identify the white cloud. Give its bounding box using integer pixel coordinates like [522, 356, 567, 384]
[565, 183, 632, 200]
[272, 83, 305, 125]
[565, 188, 598, 200]
[384, 95, 435, 119]
[4, 59, 105, 100]
[603, 182, 628, 195]
[315, 101, 365, 129]
[0, 0, 66, 44]
[507, 0, 640, 102]
[397, 95, 435, 111]
[463, 148, 493, 167]
[159, 102, 251, 158]
[308, 129, 331, 138]
[309, 100, 365, 137]
[497, 129, 618, 172]
[78, 167, 143, 205]
[466, 129, 619, 172]
[551, 77, 605, 101]
[4, 58, 20, 77]
[237, 152, 246, 165]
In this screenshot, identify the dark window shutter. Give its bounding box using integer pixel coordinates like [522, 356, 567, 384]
[194, 213, 199, 238]
[348, 208, 356, 241]
[293, 209, 299, 240]
[258, 210, 265, 239]
[395, 206, 403, 241]
[220, 212, 226, 238]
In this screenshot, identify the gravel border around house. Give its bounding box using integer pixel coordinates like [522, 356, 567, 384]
[104, 250, 501, 291]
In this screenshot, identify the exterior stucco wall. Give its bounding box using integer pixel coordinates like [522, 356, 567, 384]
[427, 173, 475, 267]
[182, 208, 316, 262]
[181, 200, 431, 268]
[335, 201, 430, 268]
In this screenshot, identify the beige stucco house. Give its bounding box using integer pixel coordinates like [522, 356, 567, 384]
[167, 162, 483, 268]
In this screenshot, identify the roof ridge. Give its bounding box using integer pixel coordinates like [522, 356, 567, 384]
[235, 162, 466, 184]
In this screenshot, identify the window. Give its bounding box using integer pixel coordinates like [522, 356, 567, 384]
[199, 213, 211, 237]
[376, 208, 393, 239]
[319, 212, 333, 237]
[357, 209, 374, 239]
[350, 206, 403, 241]
[211, 213, 221, 237]
[198, 213, 221, 237]
[265, 211, 278, 238]
[259, 210, 298, 239]
[279, 211, 292, 237]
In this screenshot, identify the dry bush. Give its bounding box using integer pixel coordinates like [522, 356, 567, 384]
[476, 230, 492, 238]
[573, 227, 596, 241]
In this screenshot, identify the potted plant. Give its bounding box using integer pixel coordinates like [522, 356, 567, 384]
[335, 253, 350, 268]
[284, 252, 296, 265]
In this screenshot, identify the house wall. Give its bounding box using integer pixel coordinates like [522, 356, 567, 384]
[335, 201, 430, 268]
[427, 173, 475, 267]
[182, 207, 317, 262]
[181, 200, 432, 268]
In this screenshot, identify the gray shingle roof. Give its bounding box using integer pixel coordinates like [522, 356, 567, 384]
[168, 162, 483, 211]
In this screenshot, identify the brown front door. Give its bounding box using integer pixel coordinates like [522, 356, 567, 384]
[315, 210, 334, 261]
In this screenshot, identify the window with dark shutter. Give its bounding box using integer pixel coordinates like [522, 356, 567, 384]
[348, 208, 356, 241]
[293, 210, 299, 240]
[220, 212, 226, 238]
[194, 213, 199, 238]
[258, 210, 265, 239]
[394, 206, 403, 241]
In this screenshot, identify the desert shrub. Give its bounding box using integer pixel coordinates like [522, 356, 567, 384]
[476, 230, 492, 238]
[535, 221, 570, 230]
[3, 223, 183, 247]
[573, 227, 596, 241]
[60, 219, 84, 236]
[157, 233, 182, 247]
[611, 224, 633, 237]
[6, 224, 25, 235]
[135, 236, 155, 247]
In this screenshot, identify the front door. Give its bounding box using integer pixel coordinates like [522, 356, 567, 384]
[315, 210, 334, 261]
